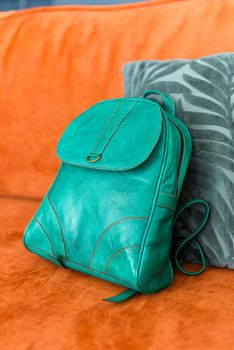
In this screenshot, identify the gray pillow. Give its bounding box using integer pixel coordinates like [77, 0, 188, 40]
[123, 53, 234, 269]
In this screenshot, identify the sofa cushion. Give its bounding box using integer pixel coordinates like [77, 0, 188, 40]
[123, 53, 234, 269]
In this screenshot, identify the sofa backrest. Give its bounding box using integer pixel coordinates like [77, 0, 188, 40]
[0, 0, 233, 198]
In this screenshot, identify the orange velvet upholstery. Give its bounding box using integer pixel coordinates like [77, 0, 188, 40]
[0, 1, 233, 349]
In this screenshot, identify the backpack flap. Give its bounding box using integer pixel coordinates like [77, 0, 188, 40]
[56, 98, 162, 171]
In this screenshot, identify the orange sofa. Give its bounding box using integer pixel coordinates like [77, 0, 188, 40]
[0, 1, 233, 349]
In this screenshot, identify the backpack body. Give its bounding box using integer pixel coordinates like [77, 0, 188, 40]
[23, 91, 192, 296]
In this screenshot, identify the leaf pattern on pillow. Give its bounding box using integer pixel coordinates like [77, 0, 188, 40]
[123, 53, 234, 268]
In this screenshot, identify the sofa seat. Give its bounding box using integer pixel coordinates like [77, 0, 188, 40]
[0, 197, 233, 349]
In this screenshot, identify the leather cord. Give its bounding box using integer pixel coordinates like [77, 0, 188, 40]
[172, 199, 210, 276]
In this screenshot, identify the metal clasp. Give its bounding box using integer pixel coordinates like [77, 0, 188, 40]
[86, 153, 101, 163]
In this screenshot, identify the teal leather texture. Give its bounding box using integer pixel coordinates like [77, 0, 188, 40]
[23, 90, 192, 298]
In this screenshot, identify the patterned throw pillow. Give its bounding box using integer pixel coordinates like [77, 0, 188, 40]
[123, 53, 234, 268]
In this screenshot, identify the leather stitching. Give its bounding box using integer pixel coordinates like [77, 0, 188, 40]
[47, 196, 68, 259]
[61, 110, 162, 172]
[27, 241, 161, 288]
[98, 101, 137, 155]
[89, 216, 147, 267]
[104, 245, 140, 273]
[34, 217, 55, 255]
[156, 204, 176, 211]
[27, 246, 137, 289]
[136, 111, 171, 292]
[91, 101, 121, 154]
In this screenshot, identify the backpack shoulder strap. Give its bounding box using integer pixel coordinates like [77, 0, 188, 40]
[172, 199, 210, 275]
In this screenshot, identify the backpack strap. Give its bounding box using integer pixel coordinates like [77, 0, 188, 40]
[143, 89, 175, 116]
[172, 199, 210, 275]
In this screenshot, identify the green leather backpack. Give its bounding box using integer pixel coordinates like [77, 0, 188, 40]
[23, 90, 209, 302]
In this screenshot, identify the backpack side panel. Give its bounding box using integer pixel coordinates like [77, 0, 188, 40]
[136, 112, 192, 293]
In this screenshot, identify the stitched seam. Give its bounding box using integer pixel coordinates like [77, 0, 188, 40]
[104, 245, 140, 273]
[91, 101, 121, 154]
[169, 119, 186, 198]
[156, 204, 176, 211]
[57, 99, 157, 130]
[34, 218, 55, 255]
[27, 246, 137, 289]
[66, 259, 136, 287]
[89, 216, 147, 267]
[168, 120, 180, 195]
[28, 242, 162, 287]
[98, 101, 137, 155]
[47, 196, 68, 259]
[61, 110, 162, 171]
[136, 110, 170, 292]
[26, 247, 64, 267]
[27, 246, 53, 255]
[0, 1, 173, 23]
[58, 101, 162, 170]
